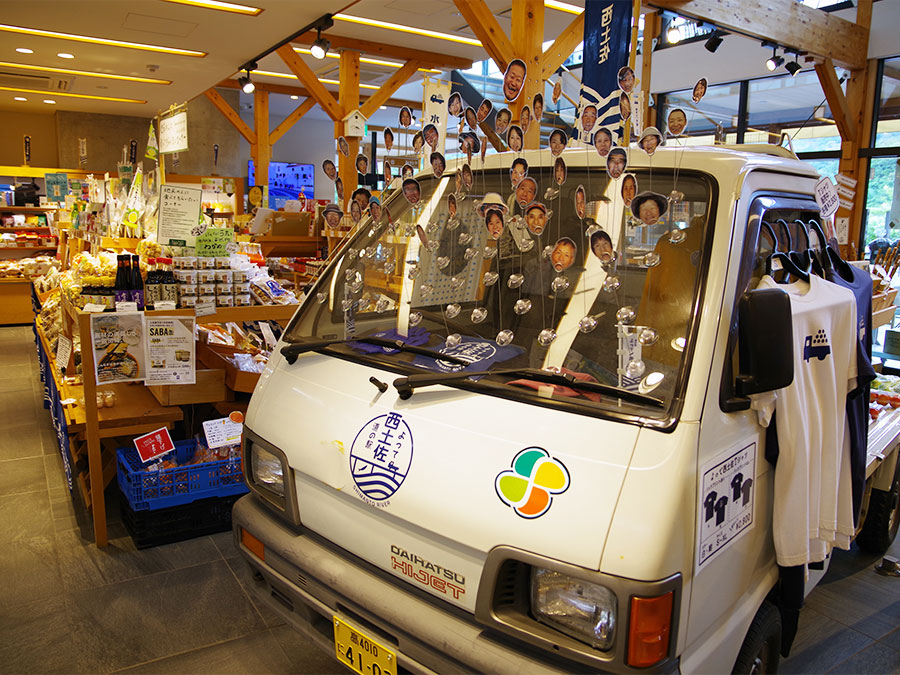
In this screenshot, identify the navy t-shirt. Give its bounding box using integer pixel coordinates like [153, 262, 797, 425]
[826, 257, 876, 524]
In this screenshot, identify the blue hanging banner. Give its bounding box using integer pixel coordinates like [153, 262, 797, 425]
[576, 0, 633, 144]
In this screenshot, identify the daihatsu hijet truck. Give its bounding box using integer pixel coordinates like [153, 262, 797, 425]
[232, 144, 900, 674]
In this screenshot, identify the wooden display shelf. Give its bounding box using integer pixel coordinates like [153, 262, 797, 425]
[0, 205, 58, 213]
[0, 245, 56, 252]
[0, 226, 52, 232]
[64, 381, 184, 437]
[255, 234, 324, 257]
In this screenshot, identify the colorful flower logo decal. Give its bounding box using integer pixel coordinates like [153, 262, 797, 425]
[495, 447, 570, 518]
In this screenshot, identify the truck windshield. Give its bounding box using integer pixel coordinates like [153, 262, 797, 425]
[286, 153, 714, 425]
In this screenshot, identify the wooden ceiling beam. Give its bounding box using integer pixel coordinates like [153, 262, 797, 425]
[815, 58, 857, 141]
[275, 43, 343, 121]
[204, 88, 256, 145]
[291, 31, 472, 70]
[215, 79, 420, 111]
[646, 0, 867, 69]
[359, 60, 421, 120]
[452, 0, 515, 73]
[269, 97, 316, 145]
[541, 10, 585, 80]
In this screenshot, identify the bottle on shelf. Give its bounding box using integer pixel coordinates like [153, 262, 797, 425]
[114, 254, 131, 305]
[159, 258, 179, 305]
[130, 254, 144, 310]
[144, 258, 160, 309]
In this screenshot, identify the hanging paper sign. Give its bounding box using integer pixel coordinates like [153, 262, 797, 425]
[202, 416, 244, 450]
[23, 135, 31, 163]
[835, 173, 858, 189]
[134, 427, 176, 463]
[145, 122, 158, 161]
[45, 173, 69, 202]
[838, 197, 854, 211]
[56, 335, 72, 373]
[90, 312, 145, 385]
[835, 184, 855, 200]
[195, 227, 234, 257]
[78, 138, 88, 168]
[158, 185, 202, 247]
[422, 78, 452, 155]
[159, 111, 189, 154]
[814, 176, 840, 218]
[129, 139, 138, 164]
[145, 316, 196, 385]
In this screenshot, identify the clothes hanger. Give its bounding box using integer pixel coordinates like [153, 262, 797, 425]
[808, 219, 839, 274]
[792, 219, 825, 277]
[771, 219, 810, 282]
[763, 220, 810, 282]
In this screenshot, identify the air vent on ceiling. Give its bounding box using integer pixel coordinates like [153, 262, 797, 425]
[0, 71, 71, 91]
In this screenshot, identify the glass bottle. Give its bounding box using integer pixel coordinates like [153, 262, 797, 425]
[130, 254, 144, 310]
[144, 257, 160, 309]
[114, 254, 131, 304]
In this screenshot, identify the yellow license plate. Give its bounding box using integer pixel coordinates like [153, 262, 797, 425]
[333, 616, 397, 675]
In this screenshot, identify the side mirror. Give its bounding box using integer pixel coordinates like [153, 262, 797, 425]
[735, 288, 794, 397]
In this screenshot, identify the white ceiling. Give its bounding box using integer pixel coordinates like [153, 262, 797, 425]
[0, 0, 585, 119]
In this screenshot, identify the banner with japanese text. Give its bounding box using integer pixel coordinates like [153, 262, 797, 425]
[422, 78, 452, 156]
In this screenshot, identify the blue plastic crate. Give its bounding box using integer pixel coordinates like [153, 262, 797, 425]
[116, 440, 248, 512]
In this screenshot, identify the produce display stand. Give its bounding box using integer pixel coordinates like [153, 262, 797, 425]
[0, 204, 59, 324]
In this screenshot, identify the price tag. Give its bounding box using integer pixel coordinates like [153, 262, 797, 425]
[259, 321, 277, 348]
[202, 416, 243, 450]
[83, 303, 107, 313]
[56, 335, 72, 372]
[133, 426, 175, 463]
[153, 301, 177, 311]
[195, 300, 216, 317]
[116, 301, 138, 312]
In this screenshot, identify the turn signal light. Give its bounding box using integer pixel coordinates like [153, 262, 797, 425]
[241, 527, 265, 561]
[627, 591, 674, 668]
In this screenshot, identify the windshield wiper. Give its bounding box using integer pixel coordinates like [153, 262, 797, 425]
[280, 336, 470, 366]
[393, 367, 665, 407]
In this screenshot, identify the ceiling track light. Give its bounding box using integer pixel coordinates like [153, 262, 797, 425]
[666, 20, 683, 45]
[239, 67, 255, 93]
[785, 57, 802, 76]
[765, 46, 784, 72]
[704, 31, 724, 53]
[310, 27, 330, 60]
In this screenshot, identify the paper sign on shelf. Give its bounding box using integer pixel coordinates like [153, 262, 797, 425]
[144, 316, 196, 385]
[56, 335, 72, 373]
[134, 427, 175, 463]
[836, 216, 850, 245]
[91, 311, 145, 384]
[158, 184, 202, 247]
[202, 416, 243, 450]
[835, 184, 855, 199]
[83, 303, 107, 313]
[195, 227, 234, 257]
[814, 176, 840, 218]
[116, 301, 138, 313]
[259, 321, 277, 349]
[195, 300, 216, 317]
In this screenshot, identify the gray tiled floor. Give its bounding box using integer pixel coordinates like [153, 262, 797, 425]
[7, 324, 900, 673]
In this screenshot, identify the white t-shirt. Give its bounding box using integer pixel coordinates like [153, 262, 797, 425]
[751, 274, 858, 566]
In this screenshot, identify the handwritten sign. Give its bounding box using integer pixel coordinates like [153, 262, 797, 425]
[159, 111, 188, 154]
[134, 427, 176, 463]
[158, 185, 202, 247]
[195, 227, 234, 257]
[202, 416, 244, 450]
[815, 176, 840, 218]
[56, 335, 72, 373]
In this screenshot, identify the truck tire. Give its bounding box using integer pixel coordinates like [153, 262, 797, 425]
[732, 600, 781, 675]
[856, 459, 900, 554]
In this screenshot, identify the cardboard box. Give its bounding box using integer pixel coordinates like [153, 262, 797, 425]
[197, 343, 262, 393]
[271, 211, 312, 236]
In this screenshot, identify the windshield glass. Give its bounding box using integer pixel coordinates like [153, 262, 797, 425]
[288, 149, 714, 423]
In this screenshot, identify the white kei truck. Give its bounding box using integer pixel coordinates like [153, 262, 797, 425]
[232, 144, 900, 674]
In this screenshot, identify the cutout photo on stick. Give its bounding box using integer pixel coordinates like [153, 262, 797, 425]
[533, 93, 543, 124]
[402, 178, 421, 205]
[355, 154, 368, 176]
[448, 92, 462, 117]
[448, 193, 457, 218]
[462, 163, 473, 190]
[606, 147, 627, 180]
[369, 197, 382, 223]
[335, 177, 344, 202]
[618, 66, 635, 94]
[477, 98, 493, 123]
[520, 105, 532, 133]
[338, 136, 350, 157]
[384, 128, 394, 152]
[399, 106, 412, 128]
[423, 123, 439, 149]
[526, 202, 548, 236]
[430, 152, 446, 178]
[352, 188, 371, 212]
[631, 191, 668, 226]
[477, 193, 508, 240]
[552, 80, 562, 104]
[323, 202, 342, 229]
[692, 77, 708, 103]
[350, 199, 361, 224]
[619, 93, 631, 121]
[510, 157, 528, 188]
[549, 128, 567, 157]
[574, 184, 586, 219]
[667, 108, 687, 137]
[590, 229, 616, 263]
[401, 163, 414, 180]
[503, 58, 527, 102]
[515, 176, 537, 208]
[322, 159, 336, 181]
[412, 131, 425, 155]
[621, 173, 637, 206]
[383, 160, 393, 184]
[638, 127, 663, 156]
[459, 132, 480, 156]
[554, 157, 567, 186]
[594, 127, 613, 157]
[507, 125, 524, 152]
[495, 108, 511, 135]
[465, 106, 478, 130]
[551, 237, 577, 272]
[581, 104, 598, 135]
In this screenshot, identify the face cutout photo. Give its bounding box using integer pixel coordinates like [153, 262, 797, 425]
[459, 132, 480, 156]
[431, 151, 446, 178]
[507, 124, 524, 152]
[484, 208, 505, 240]
[477, 98, 493, 123]
[423, 124, 439, 149]
[618, 66, 636, 94]
[465, 106, 478, 131]
[402, 178, 421, 205]
[551, 237, 577, 272]
[631, 191, 668, 226]
[533, 93, 544, 124]
[552, 80, 562, 104]
[412, 131, 425, 155]
[667, 108, 687, 137]
[355, 153, 368, 176]
[350, 199, 362, 224]
[322, 159, 337, 181]
[606, 148, 627, 180]
[383, 160, 393, 184]
[574, 184, 586, 219]
[323, 203, 342, 229]
[495, 108, 511, 135]
[401, 163, 415, 180]
[619, 93, 631, 121]
[590, 229, 616, 263]
[384, 128, 394, 152]
[515, 176, 537, 208]
[352, 188, 371, 213]
[369, 198, 383, 223]
[335, 177, 344, 202]
[621, 173, 637, 206]
[548, 129, 567, 157]
[692, 77, 708, 103]
[581, 105, 598, 134]
[399, 106, 412, 128]
[594, 127, 613, 157]
[510, 158, 528, 188]
[503, 58, 527, 102]
[337, 136, 350, 157]
[554, 157, 567, 186]
[462, 163, 474, 190]
[638, 127, 663, 156]
[448, 92, 463, 118]
[520, 105, 532, 133]
[448, 193, 457, 218]
[526, 202, 548, 236]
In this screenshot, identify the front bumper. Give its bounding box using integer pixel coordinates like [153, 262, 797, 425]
[232, 495, 680, 674]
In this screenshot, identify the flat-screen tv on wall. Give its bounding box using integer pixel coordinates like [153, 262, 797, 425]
[247, 160, 314, 209]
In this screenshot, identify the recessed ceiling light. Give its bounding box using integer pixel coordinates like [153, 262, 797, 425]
[252, 69, 380, 90]
[543, 0, 582, 14]
[0, 86, 145, 103]
[333, 13, 482, 46]
[57, 52, 74, 59]
[318, 77, 379, 91]
[0, 23, 206, 57]
[290, 95, 298, 100]
[380, 106, 387, 110]
[0, 61, 171, 84]
[15, 47, 33, 54]
[293, 47, 441, 74]
[14, 96, 26, 101]
[160, 0, 263, 15]
[43, 99, 56, 104]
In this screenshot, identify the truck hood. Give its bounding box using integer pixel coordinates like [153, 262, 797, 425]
[248, 353, 641, 611]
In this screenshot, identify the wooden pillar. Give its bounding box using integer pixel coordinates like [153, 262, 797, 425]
[641, 10, 660, 131]
[511, 0, 544, 149]
[337, 50, 360, 210]
[79, 310, 107, 547]
[253, 89, 271, 196]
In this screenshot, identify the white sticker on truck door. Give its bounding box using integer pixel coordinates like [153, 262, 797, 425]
[696, 441, 756, 571]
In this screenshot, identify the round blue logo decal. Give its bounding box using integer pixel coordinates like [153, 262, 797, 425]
[350, 412, 414, 502]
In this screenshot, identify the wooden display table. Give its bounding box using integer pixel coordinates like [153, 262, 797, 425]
[0, 278, 38, 324]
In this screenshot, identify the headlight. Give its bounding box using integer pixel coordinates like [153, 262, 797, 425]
[250, 443, 285, 497]
[531, 567, 616, 650]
